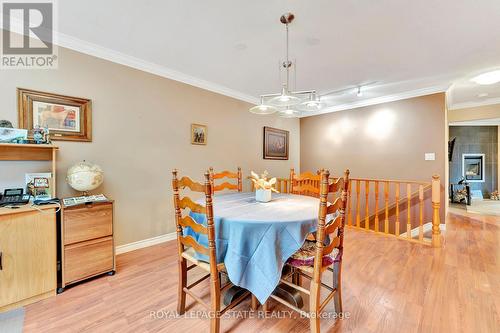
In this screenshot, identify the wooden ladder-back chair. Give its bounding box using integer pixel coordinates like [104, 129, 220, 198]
[172, 170, 250, 333]
[270, 169, 350, 333]
[290, 168, 322, 198]
[209, 167, 242, 194]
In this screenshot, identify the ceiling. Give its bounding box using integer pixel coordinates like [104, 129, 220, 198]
[18, 1, 500, 113]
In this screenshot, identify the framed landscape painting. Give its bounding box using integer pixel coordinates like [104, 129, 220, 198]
[263, 126, 289, 160]
[17, 88, 92, 142]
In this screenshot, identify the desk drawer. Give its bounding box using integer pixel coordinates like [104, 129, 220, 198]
[64, 203, 112, 245]
[64, 237, 113, 284]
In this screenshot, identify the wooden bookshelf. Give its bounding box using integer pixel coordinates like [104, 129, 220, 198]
[0, 143, 59, 196]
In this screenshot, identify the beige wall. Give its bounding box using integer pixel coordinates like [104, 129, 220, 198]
[448, 103, 500, 123]
[0, 47, 300, 246]
[300, 93, 446, 218]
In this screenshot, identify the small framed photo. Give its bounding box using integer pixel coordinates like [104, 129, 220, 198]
[191, 123, 207, 145]
[17, 88, 92, 142]
[263, 126, 289, 160]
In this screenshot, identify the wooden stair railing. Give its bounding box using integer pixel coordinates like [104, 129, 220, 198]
[345, 176, 441, 247]
[351, 182, 432, 235]
[247, 174, 442, 247]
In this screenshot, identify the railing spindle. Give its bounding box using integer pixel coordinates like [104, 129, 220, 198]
[419, 184, 424, 241]
[431, 175, 441, 247]
[407, 183, 412, 239]
[384, 181, 389, 234]
[365, 181, 370, 230]
[395, 183, 400, 236]
[356, 180, 361, 228]
[348, 180, 353, 226]
[374, 181, 379, 232]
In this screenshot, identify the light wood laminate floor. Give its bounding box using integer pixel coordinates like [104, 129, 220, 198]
[24, 212, 499, 332]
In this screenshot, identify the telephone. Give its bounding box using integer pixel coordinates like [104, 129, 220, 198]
[0, 188, 31, 207]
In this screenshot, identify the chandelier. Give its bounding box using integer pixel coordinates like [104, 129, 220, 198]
[249, 13, 325, 117]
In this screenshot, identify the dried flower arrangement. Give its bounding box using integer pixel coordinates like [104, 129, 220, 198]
[250, 171, 279, 193]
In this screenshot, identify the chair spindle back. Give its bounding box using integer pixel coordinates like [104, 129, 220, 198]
[209, 167, 242, 194]
[290, 168, 322, 198]
[172, 170, 217, 269]
[313, 169, 350, 279]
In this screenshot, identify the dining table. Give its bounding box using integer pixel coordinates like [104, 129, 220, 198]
[187, 192, 321, 304]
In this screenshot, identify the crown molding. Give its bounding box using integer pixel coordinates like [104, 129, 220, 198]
[301, 84, 450, 117]
[2, 22, 259, 104]
[2, 24, 455, 111]
[448, 97, 500, 111]
[449, 117, 500, 126]
[56, 33, 260, 104]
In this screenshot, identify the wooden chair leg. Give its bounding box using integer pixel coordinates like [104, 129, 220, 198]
[210, 274, 221, 333]
[251, 295, 258, 310]
[177, 258, 187, 315]
[262, 301, 269, 313]
[309, 280, 321, 333]
[332, 262, 343, 314]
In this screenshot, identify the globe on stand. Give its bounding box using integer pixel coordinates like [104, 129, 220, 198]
[66, 161, 104, 196]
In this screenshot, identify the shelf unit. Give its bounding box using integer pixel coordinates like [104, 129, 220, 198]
[0, 143, 59, 196]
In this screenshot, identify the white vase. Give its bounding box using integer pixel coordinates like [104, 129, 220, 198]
[255, 189, 272, 203]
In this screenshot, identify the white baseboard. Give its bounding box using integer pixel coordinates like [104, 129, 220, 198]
[399, 222, 446, 238]
[115, 232, 176, 255]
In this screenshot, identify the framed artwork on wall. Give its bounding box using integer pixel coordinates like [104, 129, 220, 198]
[17, 88, 92, 142]
[263, 126, 289, 160]
[191, 123, 207, 145]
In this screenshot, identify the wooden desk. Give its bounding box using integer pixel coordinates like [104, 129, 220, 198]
[0, 204, 58, 312]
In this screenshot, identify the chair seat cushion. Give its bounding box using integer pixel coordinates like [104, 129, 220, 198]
[287, 240, 340, 267]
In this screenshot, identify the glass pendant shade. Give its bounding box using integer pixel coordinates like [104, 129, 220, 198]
[278, 108, 300, 118]
[296, 94, 325, 112]
[268, 86, 301, 107]
[249, 103, 278, 115]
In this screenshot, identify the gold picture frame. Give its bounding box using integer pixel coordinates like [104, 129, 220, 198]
[191, 123, 207, 145]
[17, 88, 92, 142]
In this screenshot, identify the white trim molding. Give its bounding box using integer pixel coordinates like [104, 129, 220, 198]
[115, 232, 176, 255]
[303, 84, 450, 117]
[3, 20, 259, 105]
[448, 97, 500, 111]
[56, 33, 260, 105]
[400, 222, 446, 238]
[449, 118, 500, 126]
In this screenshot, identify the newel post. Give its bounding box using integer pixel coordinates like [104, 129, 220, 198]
[431, 175, 441, 247]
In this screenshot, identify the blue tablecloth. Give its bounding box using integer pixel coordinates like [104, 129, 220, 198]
[186, 192, 319, 304]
